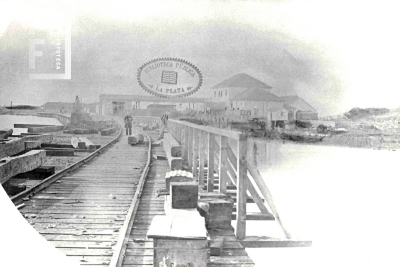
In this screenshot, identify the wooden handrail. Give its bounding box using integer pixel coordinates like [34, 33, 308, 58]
[166, 118, 290, 241]
[169, 119, 244, 140]
[247, 161, 292, 239]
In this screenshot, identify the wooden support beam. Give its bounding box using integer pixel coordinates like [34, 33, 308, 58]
[0, 138, 25, 159]
[231, 212, 274, 221]
[240, 236, 312, 248]
[183, 126, 189, 168]
[247, 161, 292, 240]
[198, 130, 206, 186]
[192, 129, 199, 178]
[41, 143, 73, 149]
[0, 150, 46, 184]
[226, 145, 272, 216]
[219, 135, 228, 194]
[188, 127, 193, 170]
[169, 119, 243, 140]
[163, 133, 182, 157]
[207, 132, 215, 192]
[27, 125, 64, 133]
[45, 149, 74, 157]
[236, 135, 247, 240]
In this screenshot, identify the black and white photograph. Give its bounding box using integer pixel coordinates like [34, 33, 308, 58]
[1, 0, 400, 266]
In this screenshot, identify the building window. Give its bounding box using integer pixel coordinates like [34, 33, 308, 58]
[214, 91, 216, 97]
[225, 89, 227, 96]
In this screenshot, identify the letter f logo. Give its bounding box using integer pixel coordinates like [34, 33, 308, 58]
[29, 39, 44, 70]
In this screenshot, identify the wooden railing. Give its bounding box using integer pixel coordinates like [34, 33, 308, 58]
[131, 116, 161, 125]
[37, 112, 71, 126]
[166, 119, 291, 240]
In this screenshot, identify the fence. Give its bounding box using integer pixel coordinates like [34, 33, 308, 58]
[131, 116, 161, 125]
[37, 112, 71, 126]
[166, 119, 291, 240]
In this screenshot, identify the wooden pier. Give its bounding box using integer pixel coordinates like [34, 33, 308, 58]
[3, 114, 311, 266]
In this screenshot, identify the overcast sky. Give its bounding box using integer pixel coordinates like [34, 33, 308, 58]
[0, 0, 399, 116]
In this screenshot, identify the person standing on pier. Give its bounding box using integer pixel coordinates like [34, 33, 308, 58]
[124, 114, 133, 136]
[158, 113, 169, 139]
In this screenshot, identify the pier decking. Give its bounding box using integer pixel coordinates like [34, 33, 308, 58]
[121, 132, 255, 267]
[17, 130, 149, 266]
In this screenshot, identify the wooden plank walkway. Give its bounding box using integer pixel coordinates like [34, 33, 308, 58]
[121, 131, 255, 267]
[122, 135, 169, 267]
[18, 131, 149, 266]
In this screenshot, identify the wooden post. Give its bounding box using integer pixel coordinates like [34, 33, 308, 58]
[207, 132, 215, 192]
[247, 161, 292, 239]
[193, 129, 199, 179]
[183, 126, 189, 167]
[218, 135, 228, 194]
[199, 130, 206, 186]
[236, 134, 247, 240]
[187, 127, 193, 171]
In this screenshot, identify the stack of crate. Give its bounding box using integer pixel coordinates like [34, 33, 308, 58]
[147, 170, 209, 267]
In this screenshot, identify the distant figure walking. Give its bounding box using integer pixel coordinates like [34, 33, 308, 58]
[124, 115, 133, 136]
[161, 113, 169, 127]
[159, 113, 169, 140]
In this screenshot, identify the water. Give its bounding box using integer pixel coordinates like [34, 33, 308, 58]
[243, 139, 400, 266]
[0, 115, 62, 131]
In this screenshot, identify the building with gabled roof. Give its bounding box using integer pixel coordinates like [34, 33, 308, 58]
[212, 73, 272, 89]
[210, 73, 288, 122]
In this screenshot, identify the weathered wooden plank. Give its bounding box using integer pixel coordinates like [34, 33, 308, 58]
[240, 236, 312, 248]
[236, 136, 247, 240]
[45, 149, 74, 156]
[57, 248, 114, 256]
[168, 120, 243, 140]
[226, 145, 271, 216]
[219, 135, 228, 194]
[0, 138, 25, 158]
[0, 150, 46, 184]
[207, 132, 215, 192]
[188, 127, 193, 170]
[198, 130, 206, 186]
[231, 212, 275, 220]
[247, 161, 292, 239]
[28, 125, 65, 133]
[192, 129, 199, 178]
[209, 256, 254, 265]
[162, 133, 181, 157]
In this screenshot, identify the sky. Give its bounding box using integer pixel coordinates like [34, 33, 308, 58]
[0, 0, 399, 116]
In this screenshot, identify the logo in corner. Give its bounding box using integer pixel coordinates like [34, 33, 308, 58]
[137, 58, 202, 98]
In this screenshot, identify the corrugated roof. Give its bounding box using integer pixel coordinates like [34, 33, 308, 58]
[231, 88, 283, 102]
[212, 73, 272, 89]
[99, 94, 208, 103]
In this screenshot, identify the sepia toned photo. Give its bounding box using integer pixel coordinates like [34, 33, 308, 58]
[1, 0, 399, 266]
